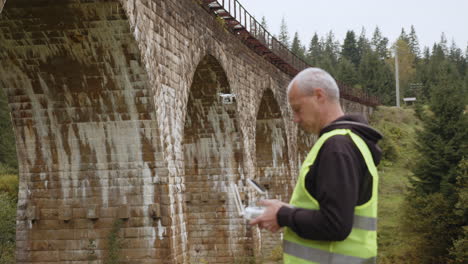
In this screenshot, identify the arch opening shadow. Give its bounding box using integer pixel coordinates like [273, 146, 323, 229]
[255, 89, 291, 255]
[183, 55, 249, 263]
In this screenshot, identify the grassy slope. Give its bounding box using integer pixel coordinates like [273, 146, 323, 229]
[370, 106, 422, 263]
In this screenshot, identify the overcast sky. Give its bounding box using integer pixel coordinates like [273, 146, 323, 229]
[238, 0, 468, 51]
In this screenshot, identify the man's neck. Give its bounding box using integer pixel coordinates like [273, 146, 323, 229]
[318, 104, 344, 132]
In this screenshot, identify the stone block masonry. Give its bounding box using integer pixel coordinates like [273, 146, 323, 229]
[0, 0, 374, 263]
[1, 0, 166, 262]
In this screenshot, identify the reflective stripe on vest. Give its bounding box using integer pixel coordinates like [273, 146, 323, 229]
[283, 129, 378, 264]
[284, 240, 376, 264]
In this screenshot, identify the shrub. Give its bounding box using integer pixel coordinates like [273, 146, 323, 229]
[0, 192, 16, 264]
[376, 124, 401, 162]
[401, 192, 463, 263]
[0, 174, 18, 200]
[449, 227, 467, 263]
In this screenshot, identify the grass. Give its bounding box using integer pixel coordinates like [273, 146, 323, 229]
[0, 164, 18, 264]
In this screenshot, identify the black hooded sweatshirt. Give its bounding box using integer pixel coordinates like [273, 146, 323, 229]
[277, 114, 383, 241]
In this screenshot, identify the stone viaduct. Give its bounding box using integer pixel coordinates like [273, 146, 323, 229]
[0, 0, 375, 263]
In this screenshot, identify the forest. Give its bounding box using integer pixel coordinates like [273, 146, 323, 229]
[266, 17, 467, 106]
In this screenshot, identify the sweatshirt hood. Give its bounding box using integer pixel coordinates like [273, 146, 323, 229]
[320, 114, 383, 165]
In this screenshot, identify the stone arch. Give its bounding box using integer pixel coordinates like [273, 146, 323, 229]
[254, 88, 291, 255]
[182, 54, 249, 263]
[177, 40, 235, 148]
[252, 78, 289, 126]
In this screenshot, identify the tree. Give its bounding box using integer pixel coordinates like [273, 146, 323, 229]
[291, 32, 306, 59]
[449, 40, 467, 76]
[341, 30, 359, 66]
[319, 31, 340, 75]
[399, 28, 409, 43]
[306, 33, 322, 66]
[414, 47, 432, 100]
[356, 27, 370, 65]
[337, 57, 358, 87]
[404, 60, 467, 262]
[255, 16, 269, 43]
[439, 33, 449, 54]
[412, 61, 467, 196]
[408, 25, 421, 58]
[371, 26, 389, 60]
[359, 50, 395, 104]
[278, 16, 290, 47]
[449, 158, 468, 263]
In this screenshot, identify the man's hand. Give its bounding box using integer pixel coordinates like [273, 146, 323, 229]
[249, 199, 289, 233]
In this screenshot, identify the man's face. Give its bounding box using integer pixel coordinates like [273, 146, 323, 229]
[288, 83, 321, 134]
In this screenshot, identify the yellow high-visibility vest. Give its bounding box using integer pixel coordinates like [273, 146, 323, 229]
[284, 129, 378, 264]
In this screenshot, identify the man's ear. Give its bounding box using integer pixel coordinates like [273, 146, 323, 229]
[314, 88, 327, 103]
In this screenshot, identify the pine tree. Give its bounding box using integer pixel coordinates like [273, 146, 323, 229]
[341, 30, 359, 66]
[337, 57, 358, 87]
[291, 32, 305, 59]
[320, 31, 339, 75]
[359, 50, 395, 104]
[300, 45, 307, 60]
[255, 16, 268, 43]
[449, 40, 466, 76]
[278, 17, 290, 48]
[439, 32, 449, 55]
[399, 28, 409, 43]
[408, 25, 421, 58]
[432, 43, 446, 62]
[306, 33, 322, 66]
[412, 61, 467, 196]
[371, 26, 389, 59]
[414, 47, 432, 100]
[356, 27, 370, 65]
[449, 158, 468, 263]
[404, 60, 468, 262]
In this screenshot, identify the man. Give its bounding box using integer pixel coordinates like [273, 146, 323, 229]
[250, 68, 382, 264]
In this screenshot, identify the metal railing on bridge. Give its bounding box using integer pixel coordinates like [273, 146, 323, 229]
[200, 0, 380, 106]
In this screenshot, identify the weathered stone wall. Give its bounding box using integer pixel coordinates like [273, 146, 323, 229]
[0, 0, 374, 263]
[0, 1, 168, 263]
[341, 98, 373, 119]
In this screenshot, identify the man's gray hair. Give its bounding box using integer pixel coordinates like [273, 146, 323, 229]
[287, 68, 340, 101]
